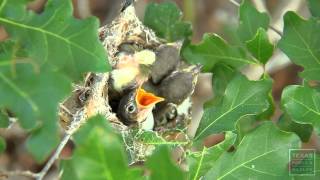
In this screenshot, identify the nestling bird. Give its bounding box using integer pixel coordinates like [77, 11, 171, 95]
[150, 45, 180, 84]
[158, 64, 202, 105]
[109, 49, 156, 93]
[117, 87, 164, 130]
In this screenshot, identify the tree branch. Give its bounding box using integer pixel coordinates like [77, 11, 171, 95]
[251, 0, 268, 12]
[0, 170, 38, 179]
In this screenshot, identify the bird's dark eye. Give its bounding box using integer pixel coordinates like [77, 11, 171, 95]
[126, 103, 136, 113]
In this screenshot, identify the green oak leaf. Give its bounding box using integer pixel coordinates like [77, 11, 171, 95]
[0, 41, 71, 162]
[146, 145, 186, 180]
[278, 12, 320, 81]
[195, 75, 272, 141]
[182, 33, 257, 72]
[308, 0, 320, 17]
[281, 85, 320, 133]
[0, 137, 5, 153]
[0, 0, 111, 162]
[0, 44, 71, 130]
[188, 132, 236, 180]
[0, 0, 109, 81]
[204, 122, 300, 179]
[238, 0, 270, 42]
[246, 28, 274, 64]
[61, 116, 142, 180]
[144, 2, 192, 42]
[277, 114, 313, 142]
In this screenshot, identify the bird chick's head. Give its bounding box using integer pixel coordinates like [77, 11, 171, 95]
[117, 87, 164, 125]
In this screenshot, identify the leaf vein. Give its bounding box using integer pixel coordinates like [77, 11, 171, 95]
[196, 90, 262, 139]
[193, 147, 206, 180]
[217, 148, 279, 179]
[0, 17, 100, 61]
[0, 72, 39, 113]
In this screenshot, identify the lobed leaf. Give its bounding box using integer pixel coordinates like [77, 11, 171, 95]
[246, 28, 274, 64]
[237, 0, 270, 42]
[204, 122, 300, 179]
[281, 85, 320, 133]
[0, 42, 71, 130]
[182, 33, 257, 72]
[278, 12, 320, 81]
[195, 75, 272, 141]
[144, 2, 192, 42]
[0, 0, 110, 162]
[0, 41, 71, 162]
[0, 0, 110, 81]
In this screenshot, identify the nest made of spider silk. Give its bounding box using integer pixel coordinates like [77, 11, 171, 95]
[99, 6, 196, 132]
[59, 6, 195, 135]
[59, 6, 196, 162]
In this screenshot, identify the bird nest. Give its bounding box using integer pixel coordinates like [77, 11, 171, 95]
[59, 6, 193, 163]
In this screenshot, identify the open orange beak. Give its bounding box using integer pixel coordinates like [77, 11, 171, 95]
[135, 87, 164, 109]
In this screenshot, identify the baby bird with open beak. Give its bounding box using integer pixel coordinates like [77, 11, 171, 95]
[110, 50, 156, 94]
[117, 87, 164, 130]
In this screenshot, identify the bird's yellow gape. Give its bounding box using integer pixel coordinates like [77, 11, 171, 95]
[135, 87, 164, 109]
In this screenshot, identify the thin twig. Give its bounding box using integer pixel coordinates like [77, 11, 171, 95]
[267, 23, 283, 36]
[36, 133, 72, 180]
[229, 0, 240, 6]
[0, 170, 38, 179]
[229, 0, 282, 36]
[252, 0, 268, 12]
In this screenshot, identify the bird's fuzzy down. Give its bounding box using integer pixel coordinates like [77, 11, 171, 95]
[111, 67, 139, 91]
